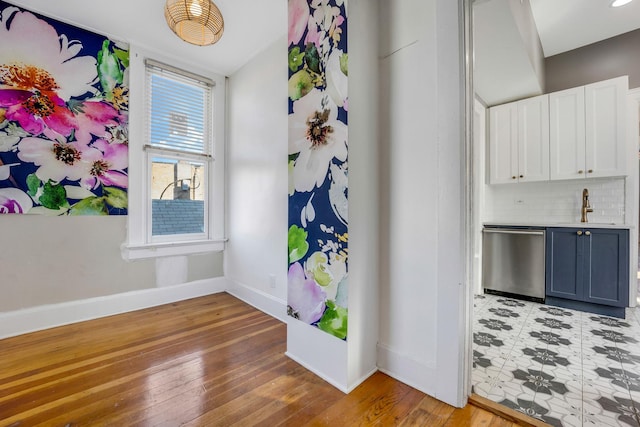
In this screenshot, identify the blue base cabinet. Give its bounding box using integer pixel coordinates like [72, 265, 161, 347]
[545, 227, 629, 318]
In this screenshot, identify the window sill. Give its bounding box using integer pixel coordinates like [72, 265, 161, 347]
[121, 238, 226, 260]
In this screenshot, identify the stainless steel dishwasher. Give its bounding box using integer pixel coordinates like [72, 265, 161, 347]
[482, 226, 546, 302]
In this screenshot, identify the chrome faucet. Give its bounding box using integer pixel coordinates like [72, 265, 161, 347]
[581, 188, 593, 223]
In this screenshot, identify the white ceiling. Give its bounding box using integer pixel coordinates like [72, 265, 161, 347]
[11, 0, 640, 79]
[529, 0, 640, 57]
[4, 0, 286, 76]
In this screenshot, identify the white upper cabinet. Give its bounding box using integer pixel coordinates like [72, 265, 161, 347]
[550, 76, 627, 180]
[489, 94, 549, 184]
[489, 102, 517, 184]
[518, 95, 550, 182]
[550, 87, 585, 180]
[585, 77, 627, 178]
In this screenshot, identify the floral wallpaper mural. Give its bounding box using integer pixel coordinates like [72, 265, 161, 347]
[288, 0, 348, 340]
[0, 1, 129, 215]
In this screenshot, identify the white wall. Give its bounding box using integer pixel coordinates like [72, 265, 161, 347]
[378, 0, 439, 390]
[346, 0, 380, 391]
[0, 216, 154, 311]
[473, 0, 544, 106]
[508, 0, 545, 92]
[377, 0, 466, 406]
[225, 34, 289, 319]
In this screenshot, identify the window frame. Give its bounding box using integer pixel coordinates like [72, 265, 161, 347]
[122, 47, 225, 260]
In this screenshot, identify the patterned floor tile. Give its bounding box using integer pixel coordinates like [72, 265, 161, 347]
[588, 329, 639, 349]
[497, 394, 565, 427]
[472, 293, 640, 427]
[582, 412, 638, 427]
[592, 366, 640, 394]
[587, 344, 640, 365]
[548, 391, 583, 427]
[471, 379, 494, 399]
[586, 393, 640, 427]
[582, 387, 625, 426]
[542, 365, 581, 390]
[628, 388, 640, 423]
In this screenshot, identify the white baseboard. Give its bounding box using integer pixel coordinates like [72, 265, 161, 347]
[285, 323, 378, 393]
[376, 343, 437, 397]
[0, 277, 228, 340]
[225, 278, 287, 322]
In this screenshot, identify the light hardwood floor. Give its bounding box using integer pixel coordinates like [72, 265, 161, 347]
[0, 293, 522, 426]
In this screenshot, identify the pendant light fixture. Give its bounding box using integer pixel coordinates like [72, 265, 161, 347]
[164, 0, 224, 46]
[610, 0, 634, 7]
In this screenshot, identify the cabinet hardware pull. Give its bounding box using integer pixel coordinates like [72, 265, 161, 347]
[519, 175, 523, 178]
[512, 176, 516, 179]
[577, 230, 583, 235]
[588, 169, 593, 173]
[578, 170, 584, 174]
[585, 231, 591, 236]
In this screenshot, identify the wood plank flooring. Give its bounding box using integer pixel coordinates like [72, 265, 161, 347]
[0, 293, 519, 426]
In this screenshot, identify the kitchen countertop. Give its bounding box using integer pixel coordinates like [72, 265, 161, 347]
[483, 221, 634, 229]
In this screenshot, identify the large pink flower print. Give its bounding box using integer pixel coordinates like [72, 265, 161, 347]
[73, 100, 120, 145]
[81, 139, 128, 189]
[1, 86, 77, 137]
[0, 7, 98, 137]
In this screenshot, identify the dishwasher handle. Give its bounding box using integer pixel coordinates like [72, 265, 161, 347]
[483, 228, 544, 236]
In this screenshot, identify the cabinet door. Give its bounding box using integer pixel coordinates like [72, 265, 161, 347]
[584, 229, 629, 307]
[517, 95, 549, 182]
[489, 103, 518, 184]
[549, 87, 585, 180]
[546, 228, 583, 300]
[585, 76, 627, 178]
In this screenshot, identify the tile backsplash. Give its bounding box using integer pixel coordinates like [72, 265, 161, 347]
[483, 178, 626, 224]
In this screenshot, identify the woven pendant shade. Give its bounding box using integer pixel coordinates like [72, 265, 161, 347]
[164, 0, 224, 46]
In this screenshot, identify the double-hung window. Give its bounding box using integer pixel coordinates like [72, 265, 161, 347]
[122, 55, 224, 260]
[146, 60, 212, 242]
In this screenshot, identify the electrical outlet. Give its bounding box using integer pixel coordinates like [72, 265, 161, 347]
[269, 274, 276, 289]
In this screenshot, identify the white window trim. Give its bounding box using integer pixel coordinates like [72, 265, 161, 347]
[122, 45, 226, 260]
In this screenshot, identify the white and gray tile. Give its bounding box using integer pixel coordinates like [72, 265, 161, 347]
[473, 293, 640, 427]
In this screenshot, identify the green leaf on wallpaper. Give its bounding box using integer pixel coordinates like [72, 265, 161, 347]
[113, 48, 130, 69]
[69, 196, 108, 216]
[288, 225, 309, 264]
[26, 173, 41, 197]
[289, 153, 299, 162]
[103, 186, 128, 209]
[288, 46, 305, 72]
[340, 53, 348, 76]
[39, 181, 68, 210]
[304, 43, 321, 74]
[98, 40, 124, 94]
[318, 300, 348, 340]
[288, 70, 313, 101]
